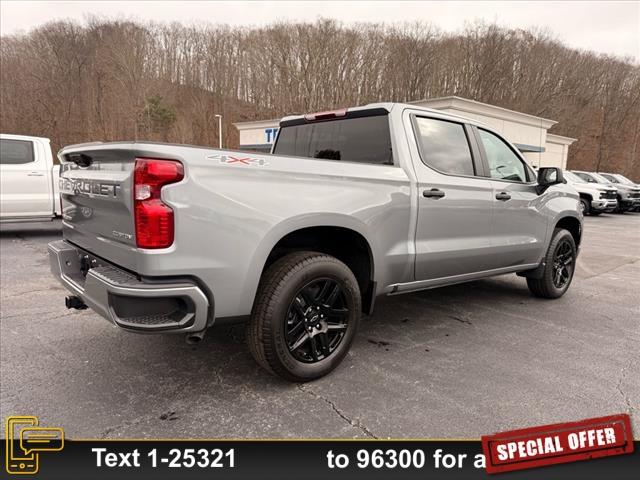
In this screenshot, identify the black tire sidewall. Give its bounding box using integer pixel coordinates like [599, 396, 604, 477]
[580, 198, 590, 215]
[267, 258, 360, 381]
[542, 229, 576, 297]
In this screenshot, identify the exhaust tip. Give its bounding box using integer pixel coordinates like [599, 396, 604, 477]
[186, 331, 206, 345]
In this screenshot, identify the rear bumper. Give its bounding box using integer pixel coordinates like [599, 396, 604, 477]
[48, 240, 210, 333]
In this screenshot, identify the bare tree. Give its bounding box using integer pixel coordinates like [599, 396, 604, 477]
[1, 18, 638, 179]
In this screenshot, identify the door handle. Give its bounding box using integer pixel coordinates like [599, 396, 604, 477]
[423, 188, 445, 199]
[495, 192, 511, 201]
[27, 172, 45, 177]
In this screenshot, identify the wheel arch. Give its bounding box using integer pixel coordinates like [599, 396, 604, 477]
[555, 215, 582, 247]
[246, 215, 378, 315]
[578, 192, 593, 202]
[519, 213, 581, 280]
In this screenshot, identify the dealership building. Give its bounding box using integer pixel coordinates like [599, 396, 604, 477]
[234, 96, 576, 169]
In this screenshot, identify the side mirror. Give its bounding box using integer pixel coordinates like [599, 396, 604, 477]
[536, 167, 565, 194]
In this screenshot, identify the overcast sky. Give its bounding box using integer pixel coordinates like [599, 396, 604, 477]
[1, 1, 638, 61]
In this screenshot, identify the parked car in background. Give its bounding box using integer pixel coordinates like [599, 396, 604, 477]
[0, 134, 61, 223]
[563, 170, 617, 215]
[48, 103, 582, 381]
[597, 172, 640, 212]
[600, 172, 640, 187]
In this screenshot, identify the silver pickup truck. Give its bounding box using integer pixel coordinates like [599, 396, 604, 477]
[49, 103, 582, 381]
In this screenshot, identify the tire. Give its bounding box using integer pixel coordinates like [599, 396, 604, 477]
[579, 198, 590, 215]
[614, 197, 625, 214]
[590, 211, 602, 216]
[247, 251, 361, 382]
[527, 228, 576, 299]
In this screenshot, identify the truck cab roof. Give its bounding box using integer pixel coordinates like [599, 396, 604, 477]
[1, 133, 51, 143]
[279, 102, 489, 129]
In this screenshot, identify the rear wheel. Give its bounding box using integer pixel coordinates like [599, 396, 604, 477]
[527, 228, 576, 299]
[247, 251, 360, 382]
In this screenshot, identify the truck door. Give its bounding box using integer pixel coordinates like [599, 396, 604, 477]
[473, 127, 547, 268]
[407, 113, 495, 281]
[0, 138, 53, 218]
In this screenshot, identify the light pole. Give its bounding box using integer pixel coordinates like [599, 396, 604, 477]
[214, 114, 222, 149]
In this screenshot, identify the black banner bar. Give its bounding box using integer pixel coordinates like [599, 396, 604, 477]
[2, 440, 638, 479]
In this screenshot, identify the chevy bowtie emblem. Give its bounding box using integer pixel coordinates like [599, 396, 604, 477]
[206, 153, 269, 167]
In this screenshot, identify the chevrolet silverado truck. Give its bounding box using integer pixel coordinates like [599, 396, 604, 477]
[599, 172, 640, 212]
[594, 172, 640, 212]
[1, 134, 61, 223]
[48, 103, 582, 381]
[571, 170, 632, 213]
[562, 170, 618, 215]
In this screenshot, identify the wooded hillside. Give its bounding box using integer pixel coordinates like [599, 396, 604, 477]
[1, 18, 638, 178]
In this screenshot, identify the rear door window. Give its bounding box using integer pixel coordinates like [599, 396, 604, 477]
[413, 117, 475, 176]
[0, 139, 35, 165]
[273, 114, 393, 165]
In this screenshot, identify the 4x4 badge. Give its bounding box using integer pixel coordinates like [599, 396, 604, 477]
[206, 153, 269, 167]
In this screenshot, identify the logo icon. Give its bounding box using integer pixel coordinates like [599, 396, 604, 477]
[5, 416, 64, 475]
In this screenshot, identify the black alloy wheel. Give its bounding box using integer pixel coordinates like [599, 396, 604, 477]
[552, 239, 574, 289]
[526, 228, 577, 299]
[247, 251, 361, 382]
[285, 279, 349, 363]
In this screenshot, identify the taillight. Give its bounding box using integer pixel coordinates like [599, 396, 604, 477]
[303, 108, 347, 122]
[134, 158, 184, 249]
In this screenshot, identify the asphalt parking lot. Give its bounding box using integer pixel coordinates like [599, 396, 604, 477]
[1, 214, 639, 439]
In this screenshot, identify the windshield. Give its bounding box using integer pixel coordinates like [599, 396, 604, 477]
[563, 171, 586, 183]
[573, 172, 597, 183]
[590, 172, 612, 184]
[614, 174, 637, 185]
[599, 173, 619, 183]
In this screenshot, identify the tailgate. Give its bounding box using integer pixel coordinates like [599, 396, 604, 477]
[59, 147, 138, 270]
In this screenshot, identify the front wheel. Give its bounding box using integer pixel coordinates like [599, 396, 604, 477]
[579, 198, 590, 215]
[527, 228, 576, 299]
[247, 251, 361, 382]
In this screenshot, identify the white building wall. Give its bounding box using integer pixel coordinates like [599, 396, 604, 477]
[522, 151, 542, 167]
[539, 142, 565, 168]
[539, 134, 576, 169]
[234, 119, 280, 150]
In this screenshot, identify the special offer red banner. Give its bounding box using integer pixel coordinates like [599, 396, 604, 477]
[482, 414, 634, 474]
